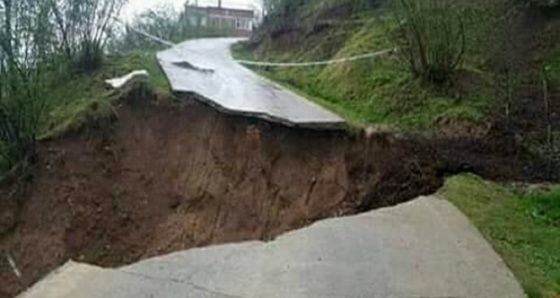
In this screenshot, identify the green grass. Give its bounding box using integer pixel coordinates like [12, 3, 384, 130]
[104, 51, 170, 96]
[40, 51, 169, 139]
[440, 174, 560, 298]
[546, 49, 560, 84]
[233, 17, 494, 132]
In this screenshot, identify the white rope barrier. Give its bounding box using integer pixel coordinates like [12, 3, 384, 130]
[114, 17, 396, 68]
[113, 17, 176, 47]
[236, 48, 396, 67]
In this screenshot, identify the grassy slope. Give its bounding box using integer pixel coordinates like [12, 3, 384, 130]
[40, 51, 169, 139]
[440, 174, 560, 298]
[237, 3, 495, 131]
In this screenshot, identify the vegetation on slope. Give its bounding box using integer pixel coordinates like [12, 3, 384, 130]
[243, 6, 560, 296]
[440, 174, 560, 298]
[240, 0, 559, 138]
[0, 0, 218, 178]
[41, 52, 169, 140]
[237, 1, 499, 132]
[235, 32, 491, 131]
[0, 0, 129, 176]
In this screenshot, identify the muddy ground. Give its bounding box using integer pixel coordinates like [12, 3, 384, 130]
[0, 96, 550, 297]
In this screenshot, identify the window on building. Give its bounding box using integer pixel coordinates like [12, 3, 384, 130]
[235, 18, 253, 31]
[188, 16, 197, 27]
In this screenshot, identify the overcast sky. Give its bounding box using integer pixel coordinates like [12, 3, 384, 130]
[123, 0, 260, 20]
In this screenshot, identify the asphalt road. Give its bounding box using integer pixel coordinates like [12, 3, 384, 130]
[157, 38, 346, 130]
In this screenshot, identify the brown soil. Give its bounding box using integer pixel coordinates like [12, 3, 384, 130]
[0, 96, 549, 297]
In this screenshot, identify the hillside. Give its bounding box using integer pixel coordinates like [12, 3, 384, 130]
[237, 0, 560, 144]
[235, 3, 560, 296]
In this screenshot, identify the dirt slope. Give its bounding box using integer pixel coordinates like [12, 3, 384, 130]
[0, 96, 547, 297]
[0, 97, 442, 296]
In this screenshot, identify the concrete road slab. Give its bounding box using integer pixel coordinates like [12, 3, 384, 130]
[18, 196, 526, 298]
[121, 196, 525, 298]
[157, 38, 345, 130]
[17, 261, 233, 298]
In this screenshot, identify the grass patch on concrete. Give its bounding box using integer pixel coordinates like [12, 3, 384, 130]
[40, 52, 169, 139]
[439, 174, 560, 298]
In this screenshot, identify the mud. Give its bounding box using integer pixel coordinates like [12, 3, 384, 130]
[0, 96, 546, 297]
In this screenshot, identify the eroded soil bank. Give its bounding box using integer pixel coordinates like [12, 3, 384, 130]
[0, 97, 547, 297]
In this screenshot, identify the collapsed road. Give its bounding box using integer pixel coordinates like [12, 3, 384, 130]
[157, 38, 346, 130]
[19, 197, 525, 298]
[2, 38, 531, 298]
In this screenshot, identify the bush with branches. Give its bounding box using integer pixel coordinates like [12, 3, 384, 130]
[50, 0, 125, 72]
[392, 0, 465, 84]
[0, 0, 124, 176]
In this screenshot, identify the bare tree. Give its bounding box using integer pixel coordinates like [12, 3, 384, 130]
[50, 0, 126, 71]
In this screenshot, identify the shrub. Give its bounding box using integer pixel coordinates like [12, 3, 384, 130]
[392, 0, 465, 84]
[77, 39, 105, 72]
[51, 0, 124, 72]
[0, 0, 124, 175]
[0, 0, 52, 173]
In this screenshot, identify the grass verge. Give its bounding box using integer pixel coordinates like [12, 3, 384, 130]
[40, 51, 169, 139]
[439, 174, 560, 298]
